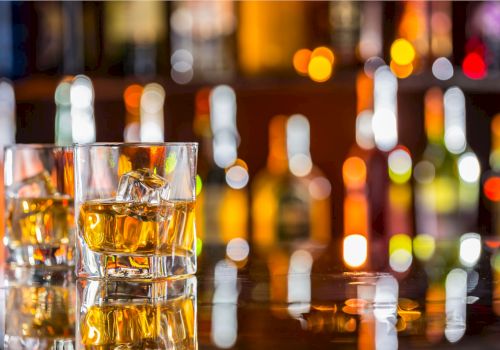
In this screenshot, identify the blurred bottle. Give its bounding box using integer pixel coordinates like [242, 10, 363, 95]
[413, 88, 457, 239]
[329, 1, 360, 66]
[252, 114, 331, 256]
[0, 80, 16, 265]
[483, 114, 500, 236]
[170, 2, 236, 84]
[195, 86, 249, 271]
[104, 2, 167, 76]
[238, 2, 307, 75]
[341, 72, 375, 270]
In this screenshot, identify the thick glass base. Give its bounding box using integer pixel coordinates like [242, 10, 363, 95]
[6, 244, 74, 269]
[77, 238, 196, 280]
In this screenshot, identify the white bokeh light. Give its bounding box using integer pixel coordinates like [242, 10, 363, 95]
[459, 233, 481, 267]
[226, 238, 250, 262]
[356, 110, 375, 150]
[388, 149, 412, 175]
[343, 234, 368, 268]
[432, 57, 454, 81]
[225, 165, 249, 189]
[372, 108, 398, 152]
[458, 152, 480, 183]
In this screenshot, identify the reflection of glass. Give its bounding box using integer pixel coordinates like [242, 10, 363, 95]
[0, 270, 75, 349]
[4, 145, 74, 268]
[76, 277, 197, 349]
[75, 143, 198, 279]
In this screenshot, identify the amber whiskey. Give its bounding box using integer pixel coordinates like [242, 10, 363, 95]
[6, 286, 75, 341]
[6, 197, 74, 247]
[79, 199, 195, 256]
[80, 296, 196, 349]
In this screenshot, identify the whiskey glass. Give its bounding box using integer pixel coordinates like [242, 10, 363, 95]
[3, 144, 75, 268]
[74, 143, 198, 279]
[76, 276, 197, 349]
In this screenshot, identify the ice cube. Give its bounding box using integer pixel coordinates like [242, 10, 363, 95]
[116, 168, 169, 204]
[8, 170, 57, 198]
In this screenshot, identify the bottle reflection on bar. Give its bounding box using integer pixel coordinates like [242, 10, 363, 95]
[1, 269, 75, 349]
[77, 277, 197, 349]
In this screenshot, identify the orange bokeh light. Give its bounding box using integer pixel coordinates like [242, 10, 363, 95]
[123, 84, 143, 114]
[390, 60, 413, 79]
[342, 156, 367, 189]
[293, 48, 312, 75]
[484, 176, 500, 202]
[311, 46, 334, 65]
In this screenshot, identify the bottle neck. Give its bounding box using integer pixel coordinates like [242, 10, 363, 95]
[267, 115, 288, 175]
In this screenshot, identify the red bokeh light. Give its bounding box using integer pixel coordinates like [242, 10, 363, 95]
[484, 176, 500, 202]
[462, 52, 487, 79]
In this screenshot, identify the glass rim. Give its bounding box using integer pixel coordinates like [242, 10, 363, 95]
[4, 143, 72, 150]
[73, 142, 198, 149]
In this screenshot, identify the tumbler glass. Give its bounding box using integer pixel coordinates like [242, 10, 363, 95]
[74, 143, 198, 279]
[3, 144, 75, 268]
[76, 276, 197, 349]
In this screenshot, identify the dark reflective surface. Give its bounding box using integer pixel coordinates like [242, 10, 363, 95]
[1, 237, 500, 350]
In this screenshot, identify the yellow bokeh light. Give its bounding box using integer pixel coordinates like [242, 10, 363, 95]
[308, 56, 332, 83]
[390, 60, 414, 79]
[390, 39, 416, 66]
[293, 48, 312, 75]
[413, 234, 436, 261]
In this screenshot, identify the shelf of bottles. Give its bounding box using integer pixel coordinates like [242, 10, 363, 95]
[1, 1, 500, 329]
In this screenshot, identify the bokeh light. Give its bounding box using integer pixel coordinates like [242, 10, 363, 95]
[308, 55, 332, 83]
[462, 52, 487, 80]
[293, 48, 312, 75]
[308, 176, 332, 200]
[484, 176, 500, 202]
[226, 162, 250, 189]
[444, 87, 466, 154]
[356, 111, 375, 150]
[389, 234, 413, 273]
[445, 269, 467, 343]
[432, 57, 454, 80]
[226, 238, 250, 262]
[390, 39, 416, 66]
[342, 156, 367, 189]
[390, 60, 413, 79]
[363, 56, 385, 78]
[457, 152, 480, 183]
[459, 233, 481, 267]
[343, 234, 368, 268]
[388, 147, 412, 184]
[413, 160, 435, 184]
[413, 234, 436, 261]
[196, 174, 203, 196]
[311, 46, 334, 65]
[123, 84, 143, 113]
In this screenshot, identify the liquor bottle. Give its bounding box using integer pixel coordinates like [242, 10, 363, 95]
[195, 86, 249, 271]
[238, 1, 307, 75]
[329, 1, 360, 66]
[0, 80, 16, 265]
[104, 2, 166, 76]
[252, 114, 331, 255]
[170, 2, 236, 83]
[140, 83, 165, 142]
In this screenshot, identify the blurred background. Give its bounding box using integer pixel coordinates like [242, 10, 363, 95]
[1, 1, 500, 270]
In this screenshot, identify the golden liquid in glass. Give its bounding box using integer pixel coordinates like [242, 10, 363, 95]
[6, 197, 74, 247]
[79, 200, 195, 256]
[80, 296, 196, 349]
